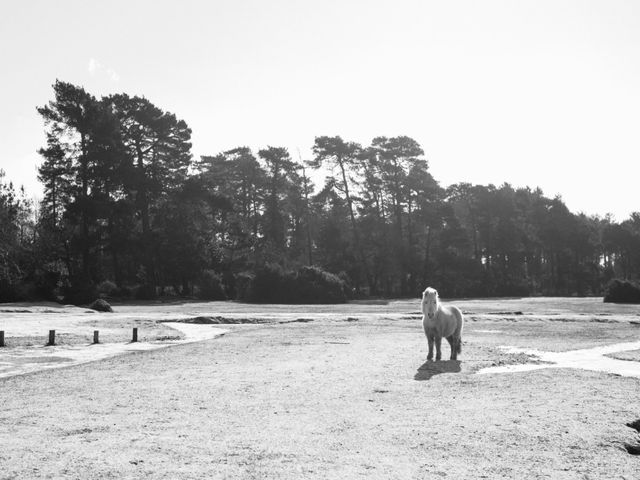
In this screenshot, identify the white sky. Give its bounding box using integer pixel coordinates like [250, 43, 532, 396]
[1, 0, 639, 220]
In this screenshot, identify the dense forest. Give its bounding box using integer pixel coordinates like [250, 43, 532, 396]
[1, 80, 639, 303]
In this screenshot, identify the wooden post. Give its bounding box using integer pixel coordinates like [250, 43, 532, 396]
[47, 330, 55, 346]
[132, 327, 138, 343]
[0, 331, 4, 347]
[93, 330, 99, 344]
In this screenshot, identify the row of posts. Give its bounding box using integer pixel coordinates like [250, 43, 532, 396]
[0, 328, 138, 347]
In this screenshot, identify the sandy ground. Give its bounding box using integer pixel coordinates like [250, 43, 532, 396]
[478, 341, 640, 377]
[0, 303, 185, 347]
[0, 323, 228, 379]
[1, 297, 640, 479]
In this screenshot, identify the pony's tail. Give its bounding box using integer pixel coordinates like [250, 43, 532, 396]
[457, 337, 462, 354]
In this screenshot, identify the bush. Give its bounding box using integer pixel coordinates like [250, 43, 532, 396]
[494, 282, 530, 298]
[603, 279, 640, 304]
[222, 270, 237, 299]
[97, 280, 118, 297]
[197, 270, 227, 300]
[0, 280, 19, 302]
[234, 272, 254, 301]
[134, 284, 156, 300]
[33, 261, 66, 301]
[246, 263, 290, 303]
[294, 266, 347, 304]
[134, 266, 156, 300]
[113, 285, 133, 299]
[63, 277, 98, 305]
[88, 298, 113, 312]
[239, 264, 347, 304]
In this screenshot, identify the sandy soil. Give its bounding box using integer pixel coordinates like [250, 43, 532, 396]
[609, 349, 640, 362]
[0, 323, 228, 379]
[1, 297, 640, 479]
[0, 303, 185, 347]
[478, 341, 640, 377]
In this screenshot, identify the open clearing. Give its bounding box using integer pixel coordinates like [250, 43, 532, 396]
[1, 297, 640, 479]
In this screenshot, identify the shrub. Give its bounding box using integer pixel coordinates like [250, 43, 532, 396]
[294, 266, 347, 304]
[134, 284, 157, 300]
[239, 264, 347, 304]
[114, 285, 133, 299]
[88, 298, 113, 312]
[222, 270, 237, 299]
[134, 266, 156, 300]
[197, 270, 227, 300]
[97, 280, 118, 297]
[0, 279, 18, 302]
[33, 261, 66, 301]
[603, 279, 640, 304]
[246, 263, 289, 303]
[63, 277, 98, 305]
[234, 272, 254, 301]
[494, 282, 530, 298]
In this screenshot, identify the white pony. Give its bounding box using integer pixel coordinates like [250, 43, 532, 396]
[421, 287, 464, 361]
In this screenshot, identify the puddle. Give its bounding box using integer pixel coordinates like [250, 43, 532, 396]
[477, 341, 640, 378]
[0, 323, 228, 380]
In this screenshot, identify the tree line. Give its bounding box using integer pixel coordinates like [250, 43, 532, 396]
[1, 80, 639, 303]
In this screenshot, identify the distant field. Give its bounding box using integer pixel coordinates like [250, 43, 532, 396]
[1, 297, 639, 479]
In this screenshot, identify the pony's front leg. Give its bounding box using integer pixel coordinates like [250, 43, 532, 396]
[435, 337, 442, 361]
[427, 335, 434, 361]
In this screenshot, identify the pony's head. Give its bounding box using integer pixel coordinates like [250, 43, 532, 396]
[422, 287, 439, 319]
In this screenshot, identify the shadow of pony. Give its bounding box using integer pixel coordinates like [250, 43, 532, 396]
[414, 360, 461, 381]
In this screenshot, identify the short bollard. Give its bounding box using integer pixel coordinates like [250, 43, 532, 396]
[47, 330, 55, 346]
[0, 331, 4, 347]
[132, 327, 138, 343]
[93, 330, 99, 344]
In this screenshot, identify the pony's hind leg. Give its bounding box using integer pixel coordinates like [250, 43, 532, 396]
[446, 336, 457, 360]
[435, 337, 442, 361]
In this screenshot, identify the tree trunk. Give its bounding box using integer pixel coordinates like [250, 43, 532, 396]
[338, 158, 371, 293]
[136, 143, 155, 296]
[80, 133, 91, 282]
[422, 226, 432, 286]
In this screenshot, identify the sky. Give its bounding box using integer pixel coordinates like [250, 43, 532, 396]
[1, 0, 639, 220]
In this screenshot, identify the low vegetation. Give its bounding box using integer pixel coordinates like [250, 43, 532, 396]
[604, 279, 640, 304]
[240, 264, 347, 304]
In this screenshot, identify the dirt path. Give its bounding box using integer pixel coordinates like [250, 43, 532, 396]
[1, 313, 639, 479]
